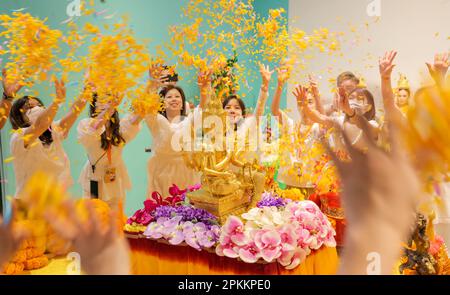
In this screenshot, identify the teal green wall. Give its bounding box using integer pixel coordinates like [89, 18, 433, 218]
[0, 0, 288, 216]
[254, 0, 289, 106]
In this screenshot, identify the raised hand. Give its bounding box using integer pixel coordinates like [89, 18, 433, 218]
[276, 66, 290, 85]
[148, 61, 165, 80]
[82, 67, 95, 90]
[44, 200, 130, 275]
[426, 52, 449, 82]
[197, 69, 212, 90]
[112, 91, 125, 108]
[308, 74, 319, 98]
[379, 50, 397, 79]
[259, 63, 274, 88]
[147, 62, 169, 88]
[323, 116, 420, 274]
[54, 78, 66, 105]
[338, 87, 353, 115]
[292, 85, 308, 108]
[2, 69, 23, 98]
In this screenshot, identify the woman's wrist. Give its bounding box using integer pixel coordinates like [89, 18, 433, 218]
[297, 102, 306, 110]
[276, 82, 284, 90]
[50, 100, 63, 109]
[347, 108, 356, 118]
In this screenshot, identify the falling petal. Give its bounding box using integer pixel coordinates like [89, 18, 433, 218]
[95, 8, 109, 16]
[12, 8, 27, 12]
[60, 17, 74, 24]
[4, 156, 15, 163]
[103, 12, 118, 19]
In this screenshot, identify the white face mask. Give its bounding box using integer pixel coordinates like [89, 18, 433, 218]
[26, 106, 46, 124]
[349, 101, 371, 115]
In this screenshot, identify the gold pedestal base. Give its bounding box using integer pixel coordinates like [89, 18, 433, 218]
[187, 189, 251, 224]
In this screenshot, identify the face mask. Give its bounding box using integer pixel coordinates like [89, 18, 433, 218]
[349, 101, 371, 115]
[26, 106, 45, 124]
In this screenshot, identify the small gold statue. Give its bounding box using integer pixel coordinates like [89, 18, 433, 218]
[183, 91, 264, 223]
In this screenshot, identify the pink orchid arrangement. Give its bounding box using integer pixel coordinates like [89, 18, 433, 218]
[167, 184, 187, 205]
[216, 201, 336, 269]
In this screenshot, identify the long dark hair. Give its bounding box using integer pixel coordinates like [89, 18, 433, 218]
[159, 85, 187, 119]
[348, 88, 376, 121]
[89, 94, 125, 150]
[222, 95, 246, 116]
[10, 96, 53, 145]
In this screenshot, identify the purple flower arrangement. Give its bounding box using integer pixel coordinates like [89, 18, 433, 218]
[143, 214, 221, 251]
[126, 183, 202, 231]
[153, 205, 219, 228]
[257, 191, 287, 208]
[139, 185, 220, 251]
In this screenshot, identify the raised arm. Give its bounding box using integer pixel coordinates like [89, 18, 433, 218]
[89, 96, 122, 131]
[197, 69, 212, 109]
[324, 91, 341, 116]
[57, 72, 93, 137]
[309, 74, 325, 114]
[338, 87, 379, 139]
[148, 61, 169, 86]
[293, 85, 335, 129]
[379, 51, 404, 126]
[146, 63, 165, 95]
[57, 93, 88, 138]
[271, 66, 289, 125]
[22, 78, 66, 147]
[1, 69, 24, 130]
[128, 114, 143, 126]
[254, 63, 273, 118]
[324, 116, 420, 274]
[426, 52, 449, 87]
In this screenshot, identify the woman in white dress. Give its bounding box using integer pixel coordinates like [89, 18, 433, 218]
[145, 69, 212, 197]
[9, 78, 86, 197]
[220, 64, 273, 164]
[146, 63, 271, 197]
[77, 94, 142, 210]
[295, 85, 380, 153]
